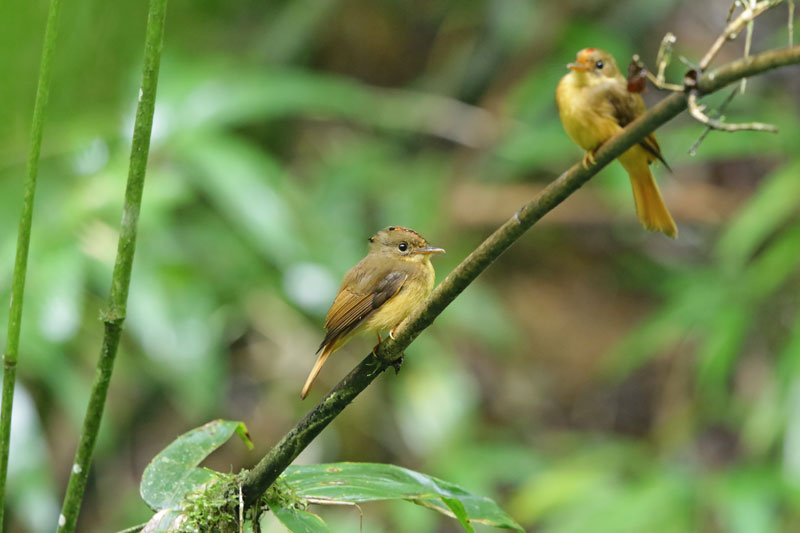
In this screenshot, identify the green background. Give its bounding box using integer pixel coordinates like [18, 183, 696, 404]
[2, 0, 799, 531]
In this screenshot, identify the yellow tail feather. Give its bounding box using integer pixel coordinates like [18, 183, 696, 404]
[620, 153, 677, 238]
[301, 344, 334, 399]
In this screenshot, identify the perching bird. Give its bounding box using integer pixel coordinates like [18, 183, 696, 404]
[556, 48, 678, 238]
[301, 226, 445, 399]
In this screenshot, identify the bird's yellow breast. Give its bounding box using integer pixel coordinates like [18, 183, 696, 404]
[556, 73, 622, 152]
[364, 259, 435, 333]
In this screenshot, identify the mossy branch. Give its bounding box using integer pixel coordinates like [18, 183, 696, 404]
[56, 1, 168, 531]
[240, 45, 800, 506]
[0, 0, 64, 524]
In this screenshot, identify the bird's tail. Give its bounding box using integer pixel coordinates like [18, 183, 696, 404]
[620, 151, 678, 238]
[301, 343, 334, 399]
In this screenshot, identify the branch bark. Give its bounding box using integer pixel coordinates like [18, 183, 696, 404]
[240, 45, 800, 506]
[56, 1, 168, 531]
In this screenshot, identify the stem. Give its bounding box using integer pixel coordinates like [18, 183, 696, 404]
[699, 0, 781, 70]
[239, 44, 800, 507]
[0, 0, 63, 524]
[56, 0, 168, 531]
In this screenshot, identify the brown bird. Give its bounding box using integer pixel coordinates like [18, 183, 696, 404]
[556, 48, 678, 238]
[301, 226, 445, 399]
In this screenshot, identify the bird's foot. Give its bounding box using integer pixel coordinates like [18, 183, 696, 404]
[389, 328, 397, 340]
[582, 151, 597, 169]
[371, 333, 384, 358]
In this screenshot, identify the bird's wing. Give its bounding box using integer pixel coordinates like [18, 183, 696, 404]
[607, 85, 672, 171]
[318, 268, 408, 351]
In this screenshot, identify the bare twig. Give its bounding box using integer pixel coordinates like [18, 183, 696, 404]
[239, 484, 244, 533]
[687, 0, 783, 132]
[689, 87, 740, 155]
[741, 0, 756, 93]
[656, 33, 676, 81]
[699, 0, 782, 70]
[645, 71, 683, 92]
[687, 90, 778, 132]
[640, 34, 684, 92]
[727, 0, 741, 23]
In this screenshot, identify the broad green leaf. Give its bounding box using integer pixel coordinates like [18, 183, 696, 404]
[716, 161, 800, 269]
[605, 272, 725, 377]
[267, 501, 332, 533]
[283, 462, 523, 531]
[778, 310, 800, 391]
[696, 305, 752, 405]
[173, 132, 302, 269]
[441, 497, 475, 533]
[140, 419, 253, 511]
[707, 467, 780, 533]
[740, 225, 800, 299]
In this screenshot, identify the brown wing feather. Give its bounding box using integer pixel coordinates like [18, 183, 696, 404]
[318, 270, 407, 351]
[607, 83, 672, 171]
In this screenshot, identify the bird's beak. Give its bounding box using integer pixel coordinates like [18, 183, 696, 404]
[416, 246, 445, 255]
[567, 62, 591, 72]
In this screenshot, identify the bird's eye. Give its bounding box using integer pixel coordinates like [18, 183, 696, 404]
[595, 60, 604, 69]
[398, 242, 408, 252]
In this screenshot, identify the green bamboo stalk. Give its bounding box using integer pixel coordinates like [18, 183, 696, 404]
[239, 45, 800, 506]
[0, 0, 64, 526]
[56, 0, 168, 531]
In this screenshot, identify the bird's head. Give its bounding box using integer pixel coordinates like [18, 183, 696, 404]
[567, 48, 620, 80]
[368, 226, 445, 263]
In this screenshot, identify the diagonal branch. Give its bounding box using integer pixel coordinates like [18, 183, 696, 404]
[239, 45, 800, 507]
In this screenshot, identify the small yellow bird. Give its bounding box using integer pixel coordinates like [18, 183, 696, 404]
[556, 48, 678, 238]
[301, 226, 445, 399]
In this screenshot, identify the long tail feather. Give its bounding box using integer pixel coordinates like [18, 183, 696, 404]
[301, 344, 334, 399]
[620, 151, 678, 238]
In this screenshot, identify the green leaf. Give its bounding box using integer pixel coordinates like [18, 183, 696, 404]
[282, 462, 523, 531]
[267, 501, 332, 533]
[173, 132, 302, 269]
[696, 305, 752, 406]
[140, 419, 253, 511]
[441, 497, 475, 533]
[716, 161, 800, 269]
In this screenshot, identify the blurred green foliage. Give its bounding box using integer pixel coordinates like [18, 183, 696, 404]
[1, 0, 799, 531]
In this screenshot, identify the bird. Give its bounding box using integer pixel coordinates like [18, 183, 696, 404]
[301, 226, 445, 399]
[556, 47, 678, 238]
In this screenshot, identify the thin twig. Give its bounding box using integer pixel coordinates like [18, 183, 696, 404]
[0, 0, 64, 522]
[237, 45, 800, 509]
[727, 0, 740, 23]
[689, 87, 740, 155]
[699, 0, 782, 70]
[741, 0, 756, 93]
[56, 0, 169, 531]
[643, 34, 685, 92]
[239, 484, 244, 533]
[645, 71, 684, 92]
[687, 90, 778, 132]
[656, 33, 675, 81]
